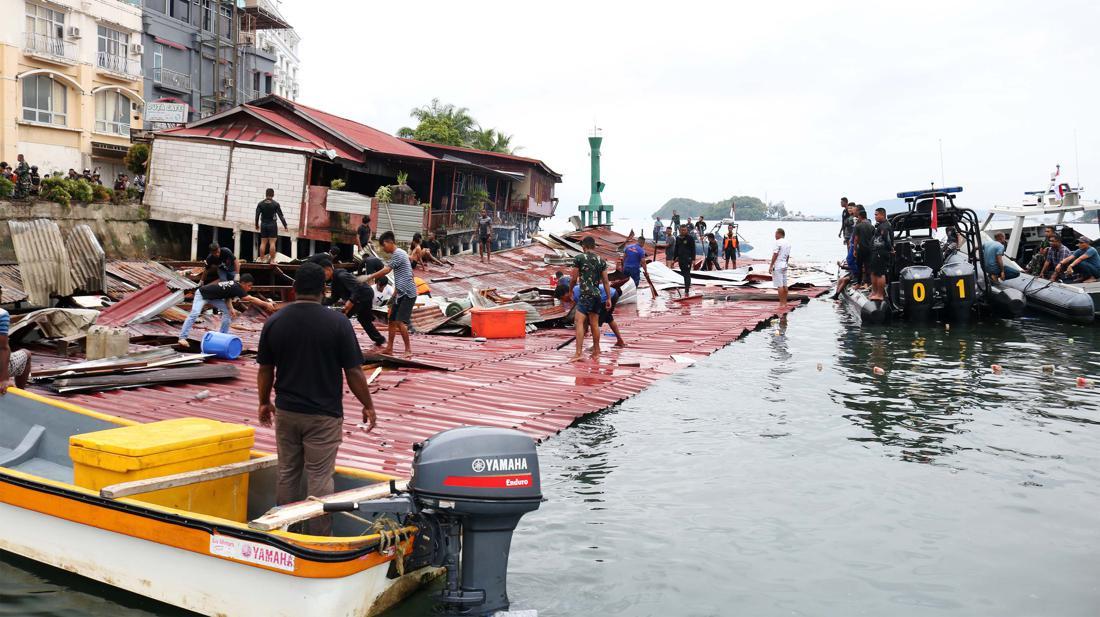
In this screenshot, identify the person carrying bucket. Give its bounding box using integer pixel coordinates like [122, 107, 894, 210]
[178, 274, 275, 348]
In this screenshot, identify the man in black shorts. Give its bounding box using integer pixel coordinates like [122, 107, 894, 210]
[255, 188, 288, 263]
[869, 207, 893, 301]
[852, 207, 874, 288]
[364, 231, 417, 356]
[477, 207, 493, 263]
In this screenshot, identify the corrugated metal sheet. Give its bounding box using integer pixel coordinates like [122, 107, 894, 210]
[37, 287, 829, 477]
[65, 225, 107, 294]
[325, 189, 373, 215]
[107, 261, 198, 292]
[375, 202, 424, 243]
[8, 219, 74, 307]
[98, 281, 180, 327]
[0, 265, 29, 304]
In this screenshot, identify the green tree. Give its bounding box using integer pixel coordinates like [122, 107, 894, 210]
[124, 143, 150, 175]
[398, 99, 516, 153]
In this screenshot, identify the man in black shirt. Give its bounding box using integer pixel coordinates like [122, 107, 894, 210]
[852, 208, 875, 287]
[257, 263, 374, 536]
[255, 188, 288, 264]
[355, 216, 372, 256]
[838, 196, 850, 244]
[177, 274, 274, 346]
[332, 268, 386, 345]
[206, 243, 237, 282]
[869, 207, 894, 301]
[673, 224, 697, 295]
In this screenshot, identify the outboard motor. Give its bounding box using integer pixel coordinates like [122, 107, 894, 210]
[941, 260, 976, 324]
[325, 427, 542, 617]
[899, 265, 934, 322]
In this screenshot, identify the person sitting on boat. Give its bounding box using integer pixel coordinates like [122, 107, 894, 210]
[0, 299, 32, 393]
[982, 232, 1020, 282]
[1041, 235, 1073, 281]
[1025, 226, 1054, 275]
[1054, 236, 1100, 282]
[723, 225, 739, 269]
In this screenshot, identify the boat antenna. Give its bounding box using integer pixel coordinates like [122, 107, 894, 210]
[1074, 129, 1081, 188]
[939, 138, 946, 187]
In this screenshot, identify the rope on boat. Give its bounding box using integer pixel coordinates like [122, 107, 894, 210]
[306, 496, 411, 576]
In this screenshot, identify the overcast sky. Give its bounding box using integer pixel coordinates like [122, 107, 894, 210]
[279, 0, 1099, 220]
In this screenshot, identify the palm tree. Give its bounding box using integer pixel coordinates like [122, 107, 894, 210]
[398, 99, 476, 147]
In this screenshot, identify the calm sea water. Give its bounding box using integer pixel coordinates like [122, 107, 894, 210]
[5, 222, 1100, 616]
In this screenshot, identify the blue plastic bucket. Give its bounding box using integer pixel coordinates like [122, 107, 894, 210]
[201, 332, 243, 360]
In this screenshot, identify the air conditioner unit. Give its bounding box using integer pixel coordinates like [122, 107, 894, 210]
[67, 26, 81, 39]
[131, 43, 144, 55]
[223, 78, 234, 87]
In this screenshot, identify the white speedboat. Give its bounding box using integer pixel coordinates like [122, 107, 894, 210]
[0, 389, 436, 617]
[980, 184, 1100, 323]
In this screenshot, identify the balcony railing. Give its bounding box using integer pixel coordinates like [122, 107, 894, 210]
[97, 52, 141, 78]
[24, 33, 76, 61]
[151, 67, 191, 92]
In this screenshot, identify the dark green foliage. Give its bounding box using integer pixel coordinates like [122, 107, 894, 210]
[124, 143, 150, 175]
[653, 195, 771, 221]
[0, 176, 13, 198]
[398, 99, 515, 154]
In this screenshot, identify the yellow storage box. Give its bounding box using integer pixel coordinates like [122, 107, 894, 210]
[70, 418, 254, 521]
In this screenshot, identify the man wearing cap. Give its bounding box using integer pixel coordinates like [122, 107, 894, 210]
[1054, 236, 1100, 282]
[257, 262, 375, 536]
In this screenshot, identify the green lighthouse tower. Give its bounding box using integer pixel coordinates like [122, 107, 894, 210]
[578, 133, 613, 226]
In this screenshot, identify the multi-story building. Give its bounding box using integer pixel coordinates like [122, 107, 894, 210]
[255, 24, 298, 100]
[1, 0, 145, 179]
[139, 0, 296, 126]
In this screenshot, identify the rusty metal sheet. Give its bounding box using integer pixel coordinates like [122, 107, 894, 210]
[65, 224, 107, 294]
[0, 264, 29, 304]
[8, 219, 74, 306]
[98, 281, 182, 327]
[107, 260, 198, 292]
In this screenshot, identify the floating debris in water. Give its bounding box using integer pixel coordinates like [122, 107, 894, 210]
[873, 366, 885, 376]
[991, 364, 1003, 375]
[1076, 377, 1094, 388]
[816, 362, 823, 371]
[1041, 364, 1055, 373]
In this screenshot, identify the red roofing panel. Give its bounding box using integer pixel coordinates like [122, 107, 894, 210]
[401, 139, 561, 178]
[97, 280, 172, 327]
[280, 99, 436, 160]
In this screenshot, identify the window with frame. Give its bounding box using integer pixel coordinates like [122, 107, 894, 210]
[97, 25, 130, 63]
[22, 74, 67, 126]
[153, 44, 163, 71]
[94, 90, 131, 135]
[25, 3, 66, 54]
[144, 0, 167, 13]
[201, 0, 212, 31]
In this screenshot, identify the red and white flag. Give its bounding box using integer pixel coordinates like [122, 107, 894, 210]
[930, 185, 938, 232]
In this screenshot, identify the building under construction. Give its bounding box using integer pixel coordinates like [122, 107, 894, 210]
[140, 0, 296, 126]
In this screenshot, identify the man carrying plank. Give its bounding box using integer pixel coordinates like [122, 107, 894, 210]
[257, 263, 376, 536]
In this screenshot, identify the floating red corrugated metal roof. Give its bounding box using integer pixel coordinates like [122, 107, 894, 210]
[36, 287, 828, 478]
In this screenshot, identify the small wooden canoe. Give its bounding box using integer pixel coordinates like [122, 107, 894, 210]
[0, 389, 436, 617]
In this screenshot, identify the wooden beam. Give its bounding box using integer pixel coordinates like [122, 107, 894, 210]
[100, 455, 278, 499]
[249, 479, 410, 531]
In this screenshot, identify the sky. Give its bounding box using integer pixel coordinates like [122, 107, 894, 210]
[278, 0, 1100, 220]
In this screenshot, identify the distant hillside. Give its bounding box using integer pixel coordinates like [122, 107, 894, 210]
[653, 195, 770, 221]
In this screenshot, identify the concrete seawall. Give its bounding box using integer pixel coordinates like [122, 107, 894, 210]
[0, 201, 154, 261]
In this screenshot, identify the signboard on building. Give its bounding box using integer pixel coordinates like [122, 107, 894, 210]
[145, 102, 189, 124]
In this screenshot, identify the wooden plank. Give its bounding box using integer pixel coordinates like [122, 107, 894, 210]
[100, 455, 278, 499]
[249, 479, 410, 531]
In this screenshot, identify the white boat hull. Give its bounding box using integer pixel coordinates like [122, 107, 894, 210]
[0, 499, 433, 617]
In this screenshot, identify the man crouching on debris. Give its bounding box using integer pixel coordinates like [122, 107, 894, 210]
[256, 262, 376, 536]
[0, 296, 32, 393]
[570, 236, 613, 362]
[177, 274, 275, 347]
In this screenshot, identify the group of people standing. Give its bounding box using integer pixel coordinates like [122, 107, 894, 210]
[835, 197, 893, 301]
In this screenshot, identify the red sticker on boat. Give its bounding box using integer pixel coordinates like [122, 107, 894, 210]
[444, 473, 532, 488]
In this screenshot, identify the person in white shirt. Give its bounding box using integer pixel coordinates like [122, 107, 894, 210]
[373, 277, 394, 310]
[769, 228, 791, 308]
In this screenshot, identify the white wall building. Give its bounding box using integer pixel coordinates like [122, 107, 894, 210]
[255, 26, 299, 100]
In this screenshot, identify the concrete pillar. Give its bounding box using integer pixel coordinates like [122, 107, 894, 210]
[190, 223, 199, 261]
[233, 227, 241, 261]
[309, 239, 316, 256]
[290, 234, 298, 259]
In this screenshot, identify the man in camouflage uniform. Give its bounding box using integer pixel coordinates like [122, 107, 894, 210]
[13, 154, 31, 199]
